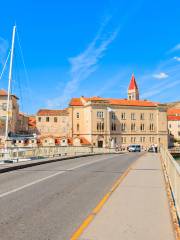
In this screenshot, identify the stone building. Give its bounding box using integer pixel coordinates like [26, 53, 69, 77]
[17, 112, 29, 134]
[36, 109, 71, 137]
[69, 75, 168, 149]
[0, 89, 19, 139]
[168, 108, 180, 146]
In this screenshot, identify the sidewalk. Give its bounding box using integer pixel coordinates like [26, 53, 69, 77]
[78, 153, 175, 240]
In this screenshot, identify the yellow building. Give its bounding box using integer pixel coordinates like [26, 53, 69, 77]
[69, 75, 168, 149]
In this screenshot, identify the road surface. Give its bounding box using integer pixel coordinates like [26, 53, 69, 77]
[0, 153, 142, 240]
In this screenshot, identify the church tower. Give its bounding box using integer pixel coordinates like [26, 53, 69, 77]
[128, 74, 139, 100]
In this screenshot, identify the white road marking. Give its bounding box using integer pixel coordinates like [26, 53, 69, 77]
[0, 155, 117, 199]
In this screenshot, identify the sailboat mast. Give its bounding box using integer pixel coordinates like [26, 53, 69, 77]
[5, 25, 16, 145]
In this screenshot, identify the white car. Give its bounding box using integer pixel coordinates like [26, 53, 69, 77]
[128, 145, 141, 152]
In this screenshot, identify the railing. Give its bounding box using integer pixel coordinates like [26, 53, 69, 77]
[160, 146, 180, 220]
[0, 146, 122, 163]
[169, 147, 180, 154]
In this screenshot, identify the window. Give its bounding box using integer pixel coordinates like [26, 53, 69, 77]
[112, 112, 116, 120]
[150, 113, 154, 120]
[150, 123, 154, 131]
[140, 137, 145, 143]
[97, 111, 104, 118]
[2, 103, 7, 111]
[76, 112, 80, 118]
[121, 112, 126, 120]
[121, 137, 126, 143]
[111, 123, 116, 131]
[150, 137, 155, 143]
[140, 123, 145, 131]
[97, 122, 104, 131]
[121, 123, 126, 131]
[131, 123, 136, 131]
[77, 123, 79, 131]
[131, 113, 135, 120]
[54, 117, 58, 123]
[38, 117, 41, 122]
[140, 113, 144, 120]
[46, 117, 49, 122]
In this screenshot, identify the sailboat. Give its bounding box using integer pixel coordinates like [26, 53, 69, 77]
[0, 26, 36, 163]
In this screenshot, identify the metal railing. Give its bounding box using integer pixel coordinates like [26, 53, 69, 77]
[0, 146, 122, 163]
[160, 146, 180, 220]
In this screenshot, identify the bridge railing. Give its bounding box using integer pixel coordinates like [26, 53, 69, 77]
[160, 146, 180, 220]
[0, 146, 121, 162]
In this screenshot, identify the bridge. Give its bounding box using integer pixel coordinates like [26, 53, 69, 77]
[0, 147, 179, 240]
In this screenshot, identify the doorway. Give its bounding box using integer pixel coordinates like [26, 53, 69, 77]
[98, 140, 103, 148]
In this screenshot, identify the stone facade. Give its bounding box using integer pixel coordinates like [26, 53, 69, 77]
[0, 89, 19, 139]
[17, 113, 29, 134]
[69, 75, 168, 149]
[69, 98, 168, 149]
[36, 109, 71, 137]
[168, 108, 180, 146]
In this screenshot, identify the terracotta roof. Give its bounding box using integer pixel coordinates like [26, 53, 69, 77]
[38, 135, 56, 140]
[79, 137, 91, 145]
[69, 96, 158, 107]
[168, 115, 180, 121]
[108, 99, 157, 107]
[37, 109, 69, 116]
[69, 98, 84, 106]
[167, 108, 180, 116]
[0, 89, 8, 96]
[128, 74, 138, 90]
[0, 89, 19, 99]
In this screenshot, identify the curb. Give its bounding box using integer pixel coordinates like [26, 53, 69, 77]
[0, 152, 125, 174]
[0, 153, 101, 174]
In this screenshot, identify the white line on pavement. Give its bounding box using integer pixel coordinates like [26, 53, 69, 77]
[0, 155, 117, 199]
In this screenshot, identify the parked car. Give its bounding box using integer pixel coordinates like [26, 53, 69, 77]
[127, 145, 141, 152]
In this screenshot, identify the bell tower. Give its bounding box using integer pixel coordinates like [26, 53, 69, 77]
[128, 74, 139, 100]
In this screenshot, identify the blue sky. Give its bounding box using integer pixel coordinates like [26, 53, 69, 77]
[0, 0, 180, 114]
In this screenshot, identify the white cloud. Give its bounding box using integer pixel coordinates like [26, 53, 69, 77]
[141, 79, 180, 99]
[168, 43, 180, 53]
[47, 19, 120, 108]
[141, 58, 180, 99]
[174, 56, 180, 62]
[153, 72, 169, 79]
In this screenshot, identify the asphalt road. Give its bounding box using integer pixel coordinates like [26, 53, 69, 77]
[0, 153, 143, 240]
